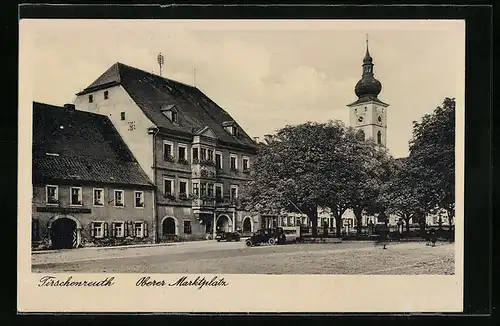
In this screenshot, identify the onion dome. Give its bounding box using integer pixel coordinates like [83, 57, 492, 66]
[354, 38, 382, 98]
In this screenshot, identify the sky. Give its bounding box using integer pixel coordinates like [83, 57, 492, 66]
[20, 19, 464, 158]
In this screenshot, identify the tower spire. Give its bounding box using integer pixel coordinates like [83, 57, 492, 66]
[365, 33, 370, 56]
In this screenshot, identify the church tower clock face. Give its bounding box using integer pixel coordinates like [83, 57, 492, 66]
[357, 115, 364, 124]
[377, 115, 383, 124]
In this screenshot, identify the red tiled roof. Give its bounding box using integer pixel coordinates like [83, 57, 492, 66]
[76, 62, 258, 152]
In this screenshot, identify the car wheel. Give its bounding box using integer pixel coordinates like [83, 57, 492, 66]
[268, 238, 276, 245]
[217, 240, 221, 242]
[245, 240, 253, 247]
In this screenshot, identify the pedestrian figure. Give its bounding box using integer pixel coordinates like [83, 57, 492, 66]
[430, 228, 437, 247]
[375, 221, 389, 249]
[425, 230, 431, 246]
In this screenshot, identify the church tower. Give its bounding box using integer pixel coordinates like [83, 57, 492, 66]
[347, 35, 389, 147]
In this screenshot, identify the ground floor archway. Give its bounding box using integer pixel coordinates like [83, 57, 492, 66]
[48, 215, 82, 249]
[161, 216, 179, 237]
[216, 214, 231, 232]
[243, 217, 252, 232]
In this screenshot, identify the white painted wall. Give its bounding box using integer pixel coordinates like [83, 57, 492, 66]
[348, 100, 389, 146]
[74, 86, 155, 182]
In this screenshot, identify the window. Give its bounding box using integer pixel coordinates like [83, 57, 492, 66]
[230, 154, 238, 171]
[192, 147, 199, 161]
[178, 144, 187, 162]
[120, 112, 126, 121]
[193, 182, 199, 196]
[208, 184, 214, 197]
[93, 188, 104, 206]
[208, 149, 214, 162]
[163, 141, 173, 161]
[114, 190, 124, 207]
[171, 110, 178, 123]
[70, 187, 82, 206]
[104, 90, 109, 99]
[377, 131, 382, 144]
[200, 183, 207, 196]
[243, 157, 249, 171]
[184, 220, 192, 234]
[232, 126, 238, 136]
[164, 178, 174, 196]
[89, 94, 93, 103]
[46, 185, 58, 204]
[230, 185, 238, 201]
[215, 152, 222, 169]
[215, 184, 223, 200]
[358, 130, 365, 141]
[91, 221, 106, 239]
[201, 148, 207, 161]
[134, 191, 144, 208]
[113, 221, 125, 238]
[179, 180, 188, 195]
[134, 222, 146, 238]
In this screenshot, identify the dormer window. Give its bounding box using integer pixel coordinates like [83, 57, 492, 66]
[171, 110, 178, 123]
[222, 120, 238, 136]
[161, 104, 179, 124]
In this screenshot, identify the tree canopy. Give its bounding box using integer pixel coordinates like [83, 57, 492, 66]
[240, 120, 393, 237]
[408, 97, 456, 223]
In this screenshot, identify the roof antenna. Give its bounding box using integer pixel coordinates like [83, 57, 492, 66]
[193, 68, 197, 88]
[157, 52, 164, 77]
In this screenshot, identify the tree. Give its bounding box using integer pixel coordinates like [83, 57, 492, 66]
[345, 131, 396, 235]
[240, 122, 333, 237]
[379, 157, 430, 232]
[408, 98, 455, 225]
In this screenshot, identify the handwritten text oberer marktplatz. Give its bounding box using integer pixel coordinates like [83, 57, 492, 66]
[136, 276, 229, 289]
[38, 276, 115, 287]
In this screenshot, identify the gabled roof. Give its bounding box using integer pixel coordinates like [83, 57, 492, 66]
[77, 62, 258, 152]
[32, 102, 153, 187]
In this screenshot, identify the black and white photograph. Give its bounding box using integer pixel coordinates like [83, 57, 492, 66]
[18, 18, 465, 312]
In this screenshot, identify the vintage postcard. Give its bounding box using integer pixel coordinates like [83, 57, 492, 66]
[18, 19, 465, 313]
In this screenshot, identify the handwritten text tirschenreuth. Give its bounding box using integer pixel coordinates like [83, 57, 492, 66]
[38, 276, 115, 287]
[136, 276, 229, 289]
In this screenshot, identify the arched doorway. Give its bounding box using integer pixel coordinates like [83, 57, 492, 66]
[216, 214, 231, 232]
[243, 217, 252, 234]
[49, 215, 81, 249]
[161, 216, 178, 237]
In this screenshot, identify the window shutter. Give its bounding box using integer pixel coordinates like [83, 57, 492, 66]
[103, 222, 109, 238]
[124, 221, 129, 237]
[111, 222, 116, 237]
[90, 222, 95, 238]
[129, 221, 135, 237]
[143, 222, 149, 238]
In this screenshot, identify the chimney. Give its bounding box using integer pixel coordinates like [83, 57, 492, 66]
[253, 137, 260, 143]
[264, 134, 273, 144]
[63, 103, 76, 111]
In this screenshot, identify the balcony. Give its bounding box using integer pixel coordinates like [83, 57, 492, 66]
[191, 159, 216, 179]
[192, 194, 216, 208]
[215, 195, 238, 208]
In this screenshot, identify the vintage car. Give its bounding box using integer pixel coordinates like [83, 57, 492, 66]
[215, 231, 241, 242]
[245, 227, 287, 247]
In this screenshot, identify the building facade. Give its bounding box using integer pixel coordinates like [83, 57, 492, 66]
[32, 102, 155, 250]
[74, 63, 260, 240]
